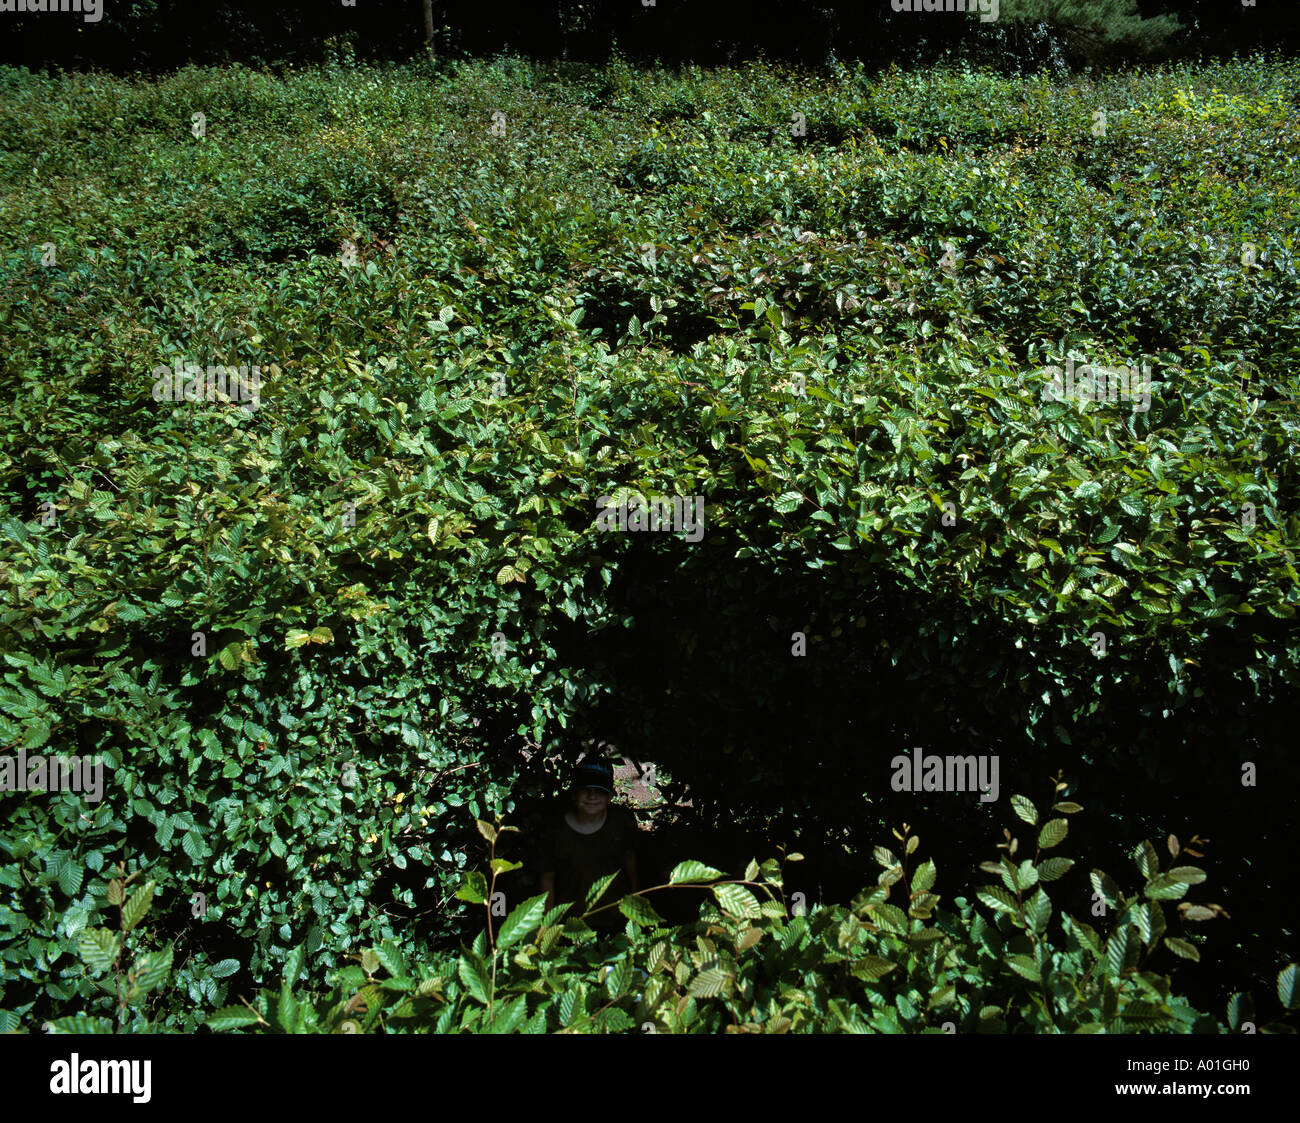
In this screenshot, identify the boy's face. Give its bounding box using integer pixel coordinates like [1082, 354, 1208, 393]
[574, 787, 610, 814]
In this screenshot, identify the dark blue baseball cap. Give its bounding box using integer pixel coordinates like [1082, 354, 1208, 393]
[574, 759, 614, 794]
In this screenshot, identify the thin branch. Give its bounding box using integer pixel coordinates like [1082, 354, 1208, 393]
[238, 994, 271, 1028]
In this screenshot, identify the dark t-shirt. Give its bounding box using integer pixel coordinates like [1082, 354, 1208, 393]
[536, 805, 638, 929]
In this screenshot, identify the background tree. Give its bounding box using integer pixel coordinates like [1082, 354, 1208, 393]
[998, 0, 1186, 67]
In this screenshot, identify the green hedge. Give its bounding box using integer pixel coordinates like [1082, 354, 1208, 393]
[37, 793, 1300, 1034]
[1, 54, 1297, 1031]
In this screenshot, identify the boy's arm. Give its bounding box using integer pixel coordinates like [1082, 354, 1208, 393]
[622, 849, 637, 894]
[539, 870, 556, 913]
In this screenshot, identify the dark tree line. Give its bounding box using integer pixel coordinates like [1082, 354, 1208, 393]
[1, 0, 1295, 74]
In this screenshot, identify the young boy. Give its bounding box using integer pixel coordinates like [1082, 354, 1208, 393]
[536, 758, 639, 932]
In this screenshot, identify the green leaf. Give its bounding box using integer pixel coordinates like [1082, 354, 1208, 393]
[541, 903, 570, 928]
[601, 1008, 633, 1033]
[605, 959, 634, 1000]
[585, 873, 618, 910]
[1107, 925, 1131, 980]
[458, 953, 490, 1005]
[1010, 794, 1038, 826]
[908, 892, 940, 919]
[121, 880, 155, 933]
[210, 958, 240, 978]
[486, 994, 528, 1034]
[868, 902, 910, 934]
[1006, 954, 1041, 983]
[1037, 857, 1074, 882]
[619, 894, 664, 927]
[687, 968, 729, 998]
[456, 871, 488, 904]
[669, 861, 724, 885]
[1166, 866, 1206, 885]
[1024, 889, 1052, 934]
[498, 894, 548, 950]
[58, 861, 84, 897]
[375, 940, 409, 979]
[1133, 900, 1167, 944]
[1134, 840, 1159, 878]
[77, 927, 119, 974]
[1090, 869, 1124, 908]
[1038, 819, 1068, 849]
[1163, 937, 1200, 962]
[283, 943, 305, 987]
[870, 1008, 904, 1034]
[986, 857, 1017, 892]
[1064, 915, 1102, 957]
[911, 859, 936, 894]
[773, 491, 803, 514]
[713, 883, 762, 919]
[872, 846, 899, 868]
[132, 947, 173, 994]
[878, 865, 904, 889]
[1278, 964, 1298, 1010]
[977, 886, 1021, 916]
[851, 955, 896, 981]
[277, 985, 298, 1033]
[1120, 1001, 1172, 1026]
[1144, 873, 1190, 901]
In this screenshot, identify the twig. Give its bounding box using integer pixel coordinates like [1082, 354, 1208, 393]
[238, 995, 271, 1028]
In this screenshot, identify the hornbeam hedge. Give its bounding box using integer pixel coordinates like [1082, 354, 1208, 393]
[1, 54, 1297, 1030]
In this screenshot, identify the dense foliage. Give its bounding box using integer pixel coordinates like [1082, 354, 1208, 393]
[36, 793, 1300, 1034]
[1, 53, 1297, 1031]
